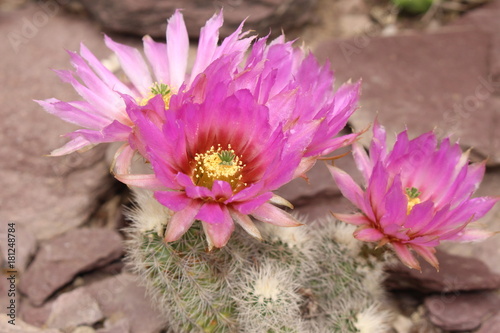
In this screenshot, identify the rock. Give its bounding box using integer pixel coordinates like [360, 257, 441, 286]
[19, 299, 53, 327]
[73, 0, 317, 39]
[86, 273, 165, 333]
[315, 29, 500, 165]
[385, 250, 500, 293]
[276, 148, 363, 207]
[452, 0, 500, 85]
[46, 288, 104, 329]
[424, 291, 500, 331]
[96, 317, 130, 333]
[0, 313, 61, 332]
[477, 310, 500, 333]
[19, 228, 123, 306]
[72, 327, 96, 333]
[0, 222, 37, 273]
[0, 3, 113, 241]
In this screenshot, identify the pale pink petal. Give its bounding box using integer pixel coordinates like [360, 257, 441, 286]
[230, 209, 262, 240]
[111, 143, 135, 175]
[143, 35, 169, 84]
[36, 99, 109, 129]
[166, 10, 189, 88]
[410, 244, 439, 270]
[352, 142, 372, 184]
[446, 228, 495, 242]
[115, 174, 165, 190]
[332, 212, 371, 226]
[164, 200, 201, 242]
[190, 10, 224, 82]
[269, 194, 294, 209]
[79, 43, 134, 96]
[50, 136, 92, 156]
[104, 35, 153, 95]
[251, 203, 302, 227]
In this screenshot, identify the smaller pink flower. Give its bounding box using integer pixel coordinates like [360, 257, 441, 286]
[329, 121, 499, 270]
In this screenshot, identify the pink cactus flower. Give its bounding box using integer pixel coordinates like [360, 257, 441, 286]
[329, 121, 498, 270]
[37, 9, 254, 174]
[120, 61, 310, 248]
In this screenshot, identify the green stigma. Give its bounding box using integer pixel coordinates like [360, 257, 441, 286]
[218, 150, 236, 166]
[405, 187, 421, 199]
[151, 83, 171, 97]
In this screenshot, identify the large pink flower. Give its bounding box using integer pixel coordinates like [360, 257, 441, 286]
[329, 121, 498, 270]
[37, 10, 254, 173]
[121, 58, 311, 248]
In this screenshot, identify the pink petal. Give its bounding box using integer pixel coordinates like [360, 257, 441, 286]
[200, 206, 235, 248]
[328, 165, 365, 210]
[251, 203, 302, 227]
[211, 180, 233, 200]
[154, 191, 192, 211]
[446, 228, 495, 242]
[104, 35, 153, 95]
[391, 242, 421, 271]
[232, 192, 273, 215]
[164, 200, 201, 242]
[166, 10, 189, 88]
[354, 227, 384, 242]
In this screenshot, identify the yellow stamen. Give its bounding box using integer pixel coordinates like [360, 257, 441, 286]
[193, 144, 245, 191]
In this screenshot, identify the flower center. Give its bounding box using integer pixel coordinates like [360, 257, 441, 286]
[405, 187, 421, 215]
[193, 145, 246, 191]
[139, 82, 172, 107]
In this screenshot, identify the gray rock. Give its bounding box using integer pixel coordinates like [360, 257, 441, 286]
[0, 313, 61, 332]
[386, 250, 500, 293]
[19, 228, 123, 306]
[73, 0, 317, 39]
[0, 4, 113, 241]
[425, 291, 500, 331]
[315, 29, 500, 165]
[46, 288, 104, 329]
[86, 273, 165, 333]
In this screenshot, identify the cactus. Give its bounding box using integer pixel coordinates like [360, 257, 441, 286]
[126, 189, 392, 333]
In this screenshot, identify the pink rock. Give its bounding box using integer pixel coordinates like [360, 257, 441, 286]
[19, 228, 123, 306]
[385, 250, 500, 293]
[86, 273, 165, 333]
[477, 310, 500, 333]
[315, 29, 500, 165]
[0, 4, 113, 241]
[425, 291, 500, 331]
[46, 288, 104, 329]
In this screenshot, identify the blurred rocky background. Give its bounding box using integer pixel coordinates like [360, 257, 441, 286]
[1, 0, 499, 332]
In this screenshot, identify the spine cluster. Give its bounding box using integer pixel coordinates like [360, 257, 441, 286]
[126, 190, 391, 333]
